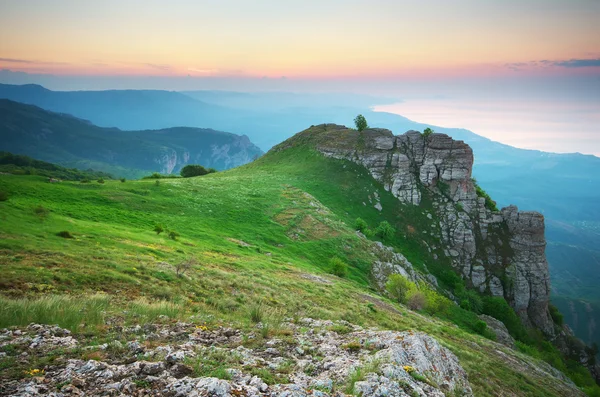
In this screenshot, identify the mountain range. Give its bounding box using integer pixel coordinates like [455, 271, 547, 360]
[0, 99, 262, 178]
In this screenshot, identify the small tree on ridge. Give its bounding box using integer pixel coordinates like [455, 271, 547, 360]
[354, 114, 368, 132]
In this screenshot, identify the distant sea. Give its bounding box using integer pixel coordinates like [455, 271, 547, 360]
[373, 99, 600, 157]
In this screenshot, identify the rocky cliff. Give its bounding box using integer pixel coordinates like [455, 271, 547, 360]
[296, 124, 554, 336]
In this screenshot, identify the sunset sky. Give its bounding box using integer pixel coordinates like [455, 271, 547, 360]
[1, 0, 599, 77]
[1, 0, 599, 155]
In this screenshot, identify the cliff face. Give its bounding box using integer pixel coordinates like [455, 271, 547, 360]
[152, 134, 260, 174]
[313, 125, 554, 335]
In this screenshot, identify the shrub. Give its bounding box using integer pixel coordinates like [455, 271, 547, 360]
[354, 114, 368, 132]
[181, 164, 209, 178]
[474, 320, 488, 335]
[329, 257, 348, 278]
[56, 231, 74, 239]
[473, 180, 498, 212]
[355, 217, 368, 233]
[406, 290, 427, 310]
[422, 288, 452, 314]
[482, 296, 528, 341]
[154, 224, 164, 235]
[422, 127, 434, 138]
[0, 190, 8, 201]
[375, 221, 395, 240]
[175, 257, 198, 277]
[155, 179, 160, 186]
[386, 274, 416, 304]
[97, 178, 105, 184]
[457, 288, 483, 314]
[120, 178, 126, 183]
[33, 205, 49, 219]
[549, 303, 564, 326]
[168, 230, 180, 240]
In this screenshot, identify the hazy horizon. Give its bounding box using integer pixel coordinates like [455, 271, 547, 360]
[1, 0, 599, 155]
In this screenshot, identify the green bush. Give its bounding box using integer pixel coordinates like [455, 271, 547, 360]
[549, 303, 564, 326]
[354, 114, 368, 132]
[142, 172, 180, 180]
[422, 288, 452, 314]
[34, 205, 49, 219]
[97, 178, 105, 184]
[386, 274, 415, 303]
[0, 190, 8, 202]
[154, 224, 164, 235]
[375, 221, 395, 240]
[482, 296, 528, 341]
[329, 257, 348, 278]
[422, 127, 434, 138]
[80, 179, 90, 183]
[355, 217, 368, 233]
[406, 290, 427, 310]
[56, 231, 74, 239]
[168, 230, 180, 240]
[473, 179, 498, 212]
[181, 164, 210, 178]
[120, 178, 126, 183]
[474, 320, 488, 335]
[457, 288, 483, 314]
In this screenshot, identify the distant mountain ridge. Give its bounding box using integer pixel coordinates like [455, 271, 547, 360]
[0, 99, 263, 178]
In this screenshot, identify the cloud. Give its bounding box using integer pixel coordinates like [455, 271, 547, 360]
[505, 58, 600, 71]
[553, 58, 600, 68]
[0, 57, 35, 64]
[187, 67, 244, 76]
[0, 57, 70, 66]
[145, 63, 172, 71]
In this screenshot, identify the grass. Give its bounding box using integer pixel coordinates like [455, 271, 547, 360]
[0, 136, 597, 396]
[0, 295, 110, 332]
[186, 348, 239, 380]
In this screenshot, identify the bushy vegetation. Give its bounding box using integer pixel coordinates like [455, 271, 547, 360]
[354, 114, 368, 132]
[472, 178, 498, 212]
[482, 296, 528, 341]
[375, 220, 395, 240]
[354, 217, 368, 233]
[142, 172, 181, 179]
[0, 151, 113, 181]
[180, 164, 217, 178]
[329, 256, 348, 277]
[549, 303, 564, 326]
[422, 127, 434, 138]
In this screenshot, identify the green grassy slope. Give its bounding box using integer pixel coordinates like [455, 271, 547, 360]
[0, 134, 598, 395]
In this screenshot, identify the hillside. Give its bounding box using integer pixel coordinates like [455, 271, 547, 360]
[1, 125, 598, 396]
[2, 83, 599, 350]
[0, 99, 263, 178]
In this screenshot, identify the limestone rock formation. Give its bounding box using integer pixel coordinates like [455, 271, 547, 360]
[305, 124, 554, 336]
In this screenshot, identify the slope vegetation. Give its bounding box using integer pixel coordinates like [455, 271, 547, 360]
[0, 126, 598, 396]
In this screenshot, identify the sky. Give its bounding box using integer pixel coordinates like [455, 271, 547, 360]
[0, 0, 599, 154]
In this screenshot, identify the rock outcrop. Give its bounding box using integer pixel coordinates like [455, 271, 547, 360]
[1, 321, 475, 397]
[306, 124, 554, 336]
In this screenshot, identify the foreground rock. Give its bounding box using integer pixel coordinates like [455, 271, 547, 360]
[1, 320, 473, 397]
